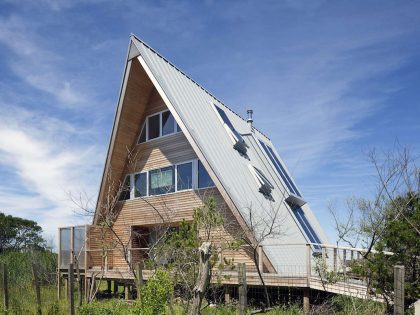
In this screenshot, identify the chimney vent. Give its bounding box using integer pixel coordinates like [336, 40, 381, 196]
[247, 109, 253, 126]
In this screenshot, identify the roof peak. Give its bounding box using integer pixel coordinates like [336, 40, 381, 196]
[129, 34, 270, 141]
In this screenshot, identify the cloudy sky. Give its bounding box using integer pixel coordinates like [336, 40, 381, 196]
[0, 0, 419, 243]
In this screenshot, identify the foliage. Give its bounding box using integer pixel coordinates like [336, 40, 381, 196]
[0, 284, 68, 315]
[134, 268, 173, 315]
[328, 295, 386, 315]
[0, 250, 57, 287]
[350, 193, 420, 307]
[79, 299, 131, 315]
[0, 212, 46, 253]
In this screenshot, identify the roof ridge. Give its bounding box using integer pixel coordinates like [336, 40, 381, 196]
[130, 34, 270, 140]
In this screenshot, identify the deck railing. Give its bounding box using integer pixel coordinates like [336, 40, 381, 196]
[58, 225, 392, 300]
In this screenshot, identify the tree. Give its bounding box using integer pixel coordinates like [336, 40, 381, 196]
[0, 212, 46, 253]
[351, 193, 419, 308]
[329, 146, 420, 309]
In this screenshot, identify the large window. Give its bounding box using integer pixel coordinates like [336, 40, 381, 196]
[213, 103, 248, 156]
[177, 162, 193, 191]
[138, 110, 181, 144]
[149, 166, 175, 195]
[119, 159, 215, 201]
[259, 140, 301, 197]
[134, 172, 147, 197]
[292, 207, 321, 250]
[198, 160, 214, 189]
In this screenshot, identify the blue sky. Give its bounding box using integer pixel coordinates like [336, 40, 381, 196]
[0, 0, 419, 243]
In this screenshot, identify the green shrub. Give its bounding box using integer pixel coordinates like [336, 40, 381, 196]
[134, 268, 173, 315]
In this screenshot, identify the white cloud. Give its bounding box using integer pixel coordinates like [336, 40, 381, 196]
[0, 15, 87, 108]
[0, 105, 102, 237]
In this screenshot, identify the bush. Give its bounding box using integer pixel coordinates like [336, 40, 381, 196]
[134, 268, 173, 315]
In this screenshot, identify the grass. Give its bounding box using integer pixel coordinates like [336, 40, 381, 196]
[0, 284, 389, 315]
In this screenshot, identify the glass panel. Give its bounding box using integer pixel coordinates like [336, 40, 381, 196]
[215, 105, 235, 130]
[176, 123, 181, 132]
[254, 167, 274, 188]
[259, 140, 301, 197]
[148, 113, 160, 140]
[177, 162, 193, 191]
[60, 228, 71, 268]
[138, 122, 146, 143]
[149, 166, 175, 195]
[162, 111, 175, 136]
[135, 173, 147, 197]
[293, 207, 321, 250]
[198, 160, 215, 188]
[73, 226, 86, 268]
[118, 176, 131, 201]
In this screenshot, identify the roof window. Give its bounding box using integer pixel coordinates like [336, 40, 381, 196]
[259, 140, 301, 197]
[213, 103, 248, 156]
[249, 165, 274, 199]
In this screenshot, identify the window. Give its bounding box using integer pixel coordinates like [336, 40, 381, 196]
[213, 104, 248, 156]
[118, 176, 131, 201]
[118, 159, 215, 201]
[149, 166, 175, 195]
[148, 113, 160, 140]
[292, 207, 321, 250]
[138, 110, 181, 144]
[134, 172, 147, 197]
[259, 140, 301, 197]
[198, 160, 215, 189]
[177, 162, 193, 191]
[138, 123, 146, 143]
[162, 111, 175, 136]
[250, 165, 274, 198]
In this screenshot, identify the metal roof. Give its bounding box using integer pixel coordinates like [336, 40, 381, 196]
[128, 35, 329, 270]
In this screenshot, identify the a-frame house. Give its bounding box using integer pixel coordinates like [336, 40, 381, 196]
[58, 34, 328, 294]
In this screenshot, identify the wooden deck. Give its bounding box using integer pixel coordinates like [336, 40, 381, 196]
[61, 265, 382, 302]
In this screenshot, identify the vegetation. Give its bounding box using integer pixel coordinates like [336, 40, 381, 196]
[350, 193, 419, 307]
[0, 212, 46, 253]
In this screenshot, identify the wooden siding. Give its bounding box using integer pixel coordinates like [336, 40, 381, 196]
[92, 59, 258, 274]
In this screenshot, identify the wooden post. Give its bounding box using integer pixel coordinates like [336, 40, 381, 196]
[32, 262, 42, 315]
[2, 263, 9, 313]
[306, 244, 311, 286]
[238, 263, 247, 315]
[303, 288, 310, 314]
[57, 228, 61, 301]
[333, 248, 337, 273]
[343, 249, 347, 277]
[107, 280, 112, 293]
[135, 262, 144, 300]
[114, 281, 119, 296]
[124, 284, 130, 300]
[57, 271, 61, 300]
[224, 286, 231, 304]
[69, 264, 75, 315]
[70, 227, 74, 264]
[76, 261, 82, 307]
[258, 245, 264, 273]
[394, 265, 405, 315]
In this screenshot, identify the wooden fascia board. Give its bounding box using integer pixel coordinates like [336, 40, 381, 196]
[135, 54, 276, 273]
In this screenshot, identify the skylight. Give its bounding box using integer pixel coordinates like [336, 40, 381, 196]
[259, 140, 301, 197]
[249, 165, 274, 199]
[292, 207, 321, 250]
[213, 104, 248, 156]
